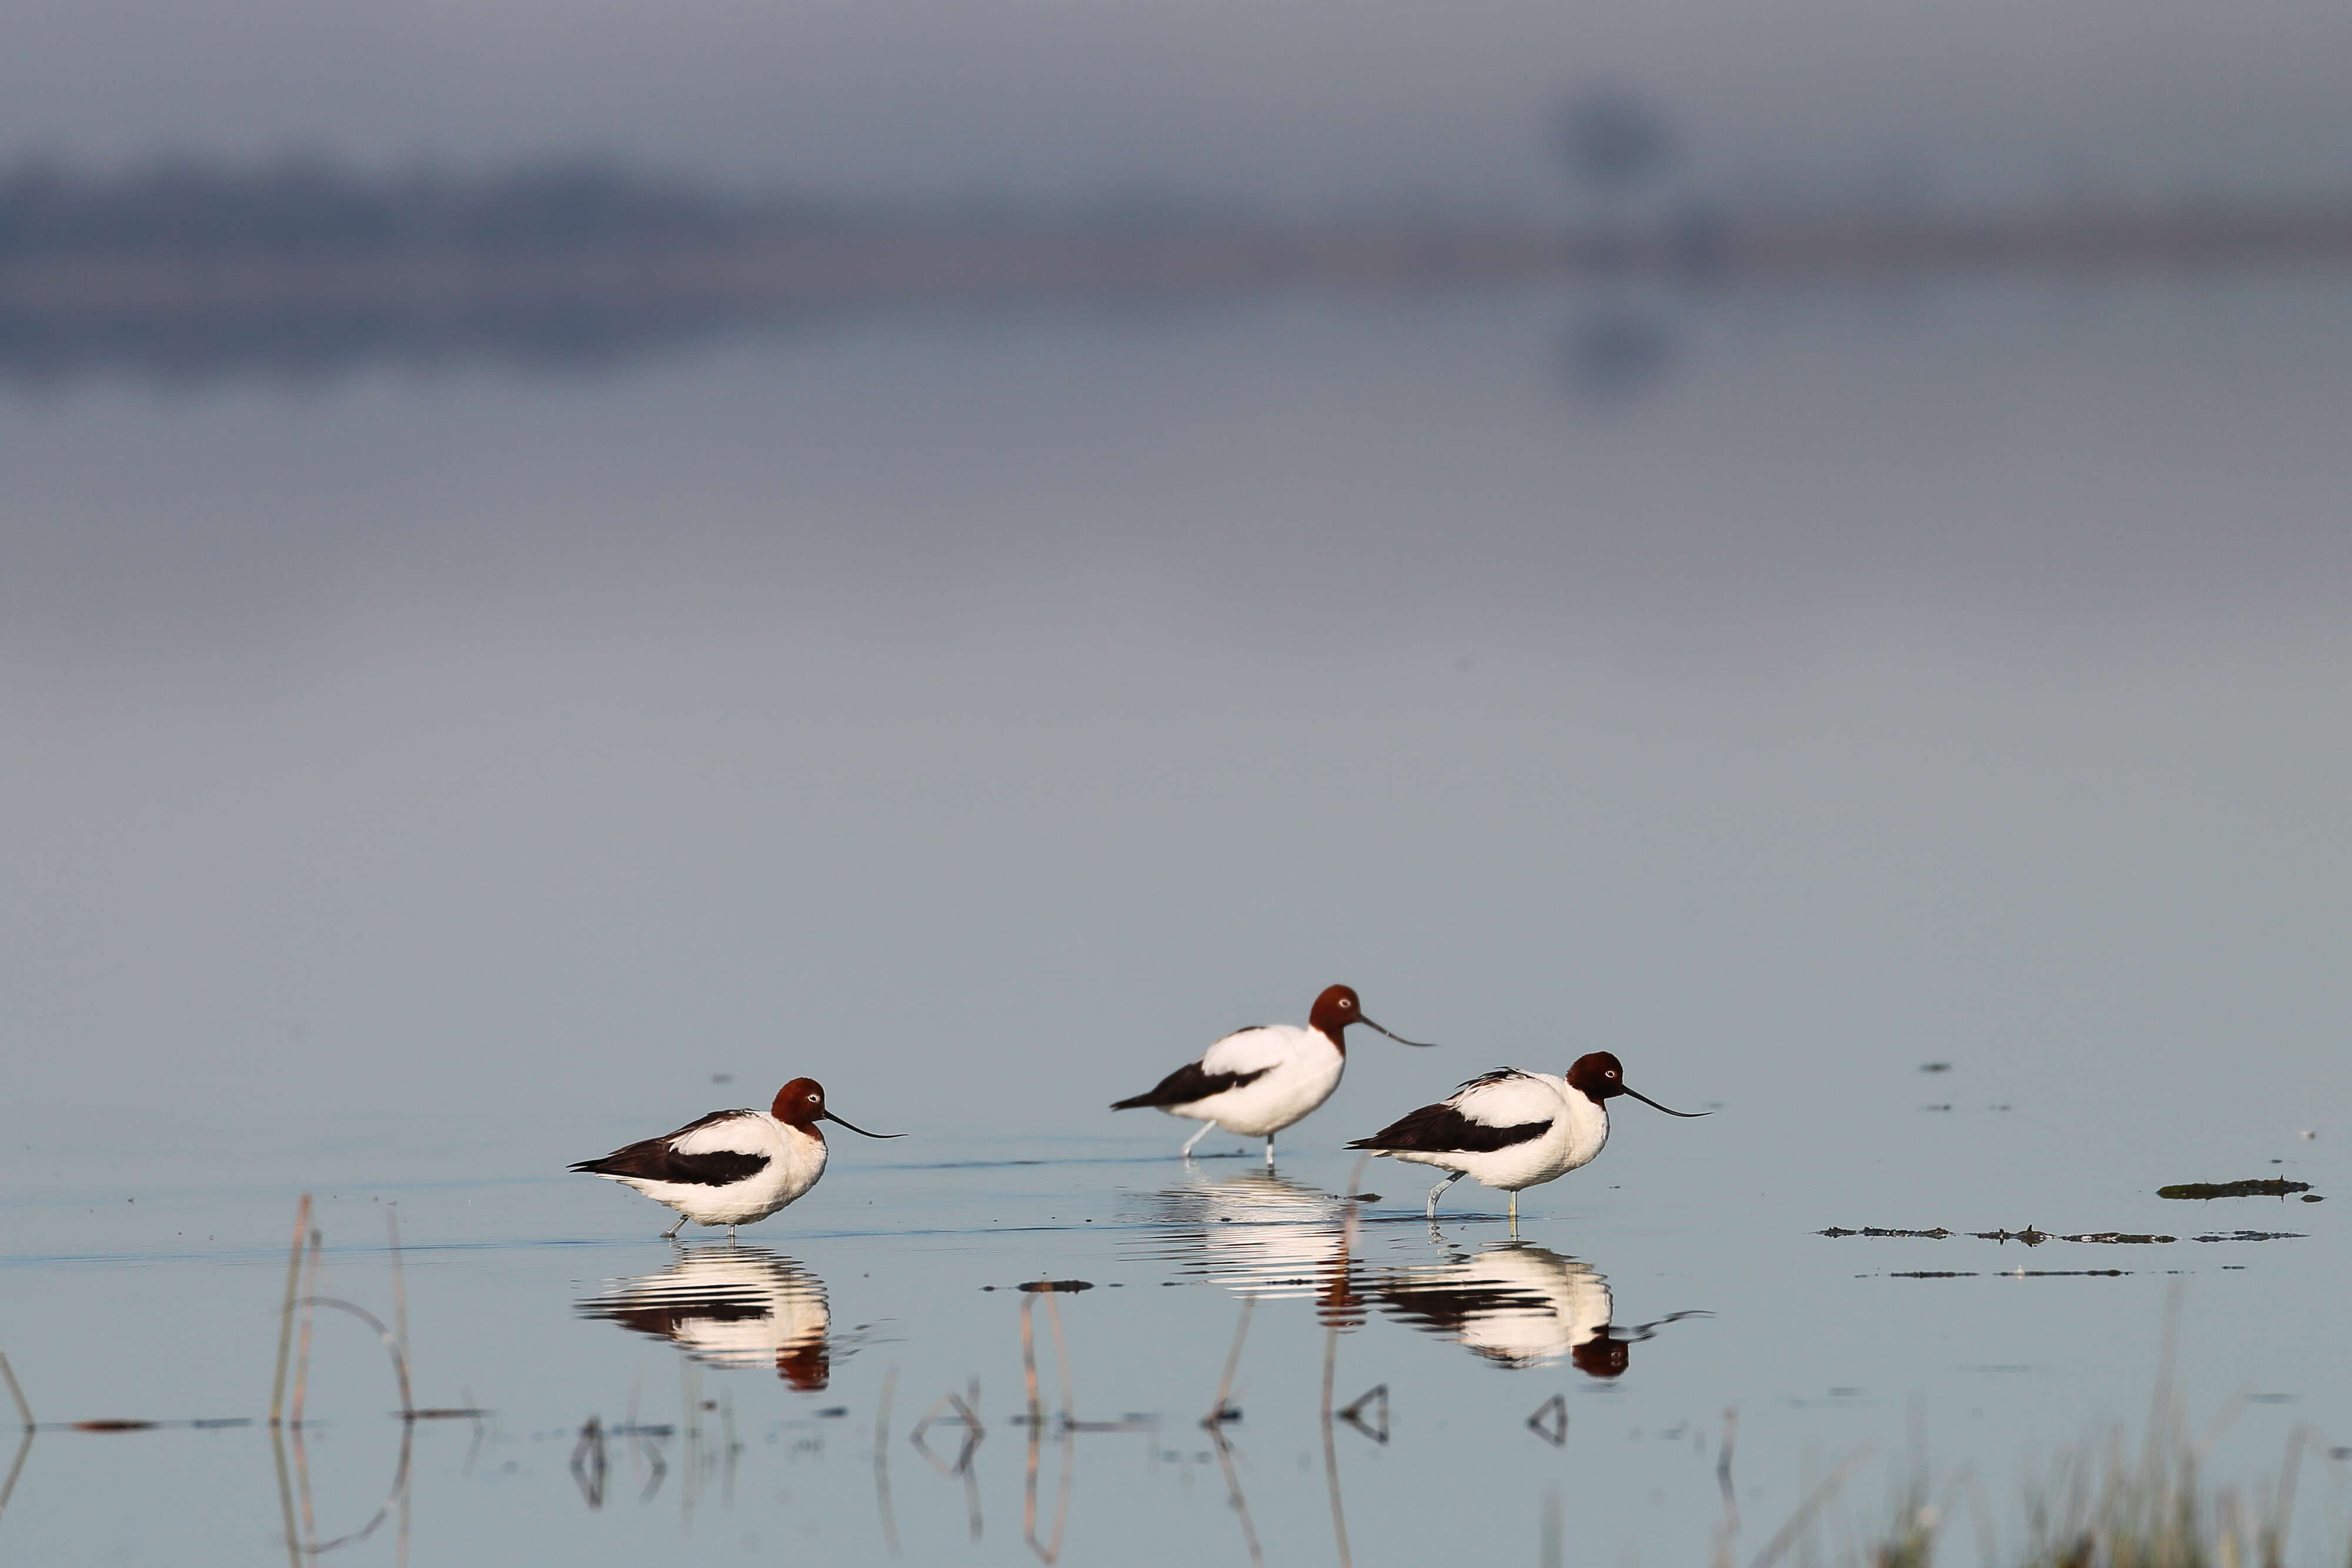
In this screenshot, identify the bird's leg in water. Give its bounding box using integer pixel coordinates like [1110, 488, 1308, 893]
[1425, 1171, 1466, 1219]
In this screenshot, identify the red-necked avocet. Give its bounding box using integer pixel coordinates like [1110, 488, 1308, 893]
[1110, 983, 1438, 1164]
[571, 1077, 903, 1240]
[1348, 1053, 1706, 1223]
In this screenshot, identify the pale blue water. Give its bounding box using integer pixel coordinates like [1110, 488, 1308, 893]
[3, 278, 2350, 1564]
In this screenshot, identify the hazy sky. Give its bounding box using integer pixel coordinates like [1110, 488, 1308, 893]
[9, 0, 2352, 208]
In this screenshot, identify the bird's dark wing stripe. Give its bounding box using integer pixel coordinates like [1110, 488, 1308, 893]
[1111, 1059, 1274, 1111]
[579, 1298, 775, 1340]
[1347, 1102, 1552, 1154]
[570, 1112, 772, 1187]
[1375, 1282, 1555, 1335]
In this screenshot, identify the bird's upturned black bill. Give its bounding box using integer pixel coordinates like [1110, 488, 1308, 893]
[1362, 1017, 1440, 1048]
[1623, 1085, 1709, 1118]
[823, 1111, 907, 1138]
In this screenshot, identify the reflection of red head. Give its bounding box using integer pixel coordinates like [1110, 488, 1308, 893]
[777, 1340, 831, 1391]
[1572, 1335, 1629, 1379]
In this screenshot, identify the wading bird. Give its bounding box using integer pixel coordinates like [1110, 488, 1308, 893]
[572, 1077, 902, 1240]
[1348, 1053, 1706, 1224]
[1111, 984, 1438, 1164]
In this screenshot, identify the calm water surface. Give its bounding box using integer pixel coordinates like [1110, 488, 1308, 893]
[2, 279, 2349, 1564]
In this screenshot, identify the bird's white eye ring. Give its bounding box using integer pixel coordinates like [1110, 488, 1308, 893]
[808, 1093, 820, 1102]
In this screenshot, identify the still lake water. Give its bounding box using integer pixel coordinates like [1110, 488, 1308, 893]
[3, 278, 2350, 1564]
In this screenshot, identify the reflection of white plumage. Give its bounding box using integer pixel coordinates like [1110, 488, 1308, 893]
[1125, 1172, 1356, 1301]
[1373, 1243, 1616, 1372]
[576, 1246, 833, 1389]
[1111, 985, 1436, 1164]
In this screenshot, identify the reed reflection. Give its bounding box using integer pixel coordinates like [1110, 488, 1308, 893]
[576, 1246, 831, 1389]
[1371, 1240, 1705, 1376]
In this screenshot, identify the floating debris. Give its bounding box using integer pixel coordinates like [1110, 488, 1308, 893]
[1920, 1063, 1952, 1073]
[1017, 1280, 1094, 1294]
[1886, 1269, 2134, 1279]
[1818, 1226, 1953, 1239]
[2157, 1179, 2311, 1199]
[2191, 1231, 2305, 1243]
[2024, 1269, 2130, 1277]
[1826, 1226, 2178, 1245]
[2302, 1194, 2325, 1202]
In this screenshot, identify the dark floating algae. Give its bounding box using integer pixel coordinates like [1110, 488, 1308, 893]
[1886, 1269, 2133, 1279]
[1821, 1226, 1953, 1238]
[1820, 1226, 2184, 1245]
[1828, 1221, 2311, 1245]
[2156, 1178, 2311, 1199]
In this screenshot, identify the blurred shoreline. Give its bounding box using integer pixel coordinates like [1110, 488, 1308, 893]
[5, 158, 2351, 379]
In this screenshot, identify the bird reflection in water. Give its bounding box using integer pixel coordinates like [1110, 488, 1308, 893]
[576, 1246, 832, 1389]
[1371, 1241, 1705, 1376]
[1123, 1170, 1364, 1320]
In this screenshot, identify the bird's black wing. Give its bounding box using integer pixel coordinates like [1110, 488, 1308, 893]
[1347, 1101, 1552, 1154]
[1110, 1057, 1274, 1111]
[570, 1109, 773, 1186]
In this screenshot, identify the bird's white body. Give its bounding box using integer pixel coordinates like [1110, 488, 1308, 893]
[592, 1112, 828, 1228]
[1113, 984, 1436, 1162]
[574, 1076, 900, 1241]
[1375, 1070, 1609, 1192]
[1169, 1024, 1346, 1138]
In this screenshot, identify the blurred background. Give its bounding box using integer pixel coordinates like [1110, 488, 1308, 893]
[4, 0, 2350, 1177]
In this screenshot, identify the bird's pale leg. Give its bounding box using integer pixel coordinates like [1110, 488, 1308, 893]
[727, 1225, 738, 1243]
[1180, 1122, 1214, 1159]
[1425, 1171, 1465, 1219]
[662, 1214, 687, 1241]
[1508, 1192, 1520, 1239]
[1264, 1134, 1276, 1168]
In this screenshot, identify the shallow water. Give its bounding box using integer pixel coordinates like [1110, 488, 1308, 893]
[4, 278, 2350, 1563]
